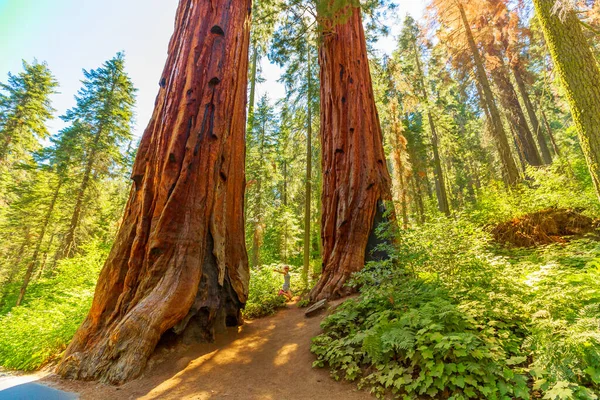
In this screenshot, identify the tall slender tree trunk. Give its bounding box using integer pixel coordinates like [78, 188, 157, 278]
[247, 37, 259, 131]
[458, 1, 520, 184]
[0, 237, 28, 307]
[251, 119, 266, 268]
[512, 66, 553, 164]
[16, 180, 62, 306]
[487, 50, 542, 167]
[510, 123, 528, 173]
[310, 5, 393, 301]
[36, 232, 56, 279]
[388, 100, 410, 229]
[411, 174, 425, 224]
[303, 51, 313, 287]
[411, 39, 450, 215]
[541, 109, 561, 157]
[533, 0, 600, 199]
[57, 0, 251, 384]
[60, 148, 96, 258]
[244, 38, 259, 224]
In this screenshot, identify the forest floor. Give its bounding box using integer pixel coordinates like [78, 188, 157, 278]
[40, 299, 369, 400]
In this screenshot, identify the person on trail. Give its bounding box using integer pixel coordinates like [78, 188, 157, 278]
[274, 265, 293, 301]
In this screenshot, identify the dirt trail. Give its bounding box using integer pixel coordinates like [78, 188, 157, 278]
[44, 301, 369, 400]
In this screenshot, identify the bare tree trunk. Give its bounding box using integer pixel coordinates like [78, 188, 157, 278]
[56, 0, 251, 384]
[303, 51, 313, 287]
[411, 39, 450, 215]
[541, 109, 561, 157]
[251, 118, 266, 268]
[17, 180, 62, 305]
[310, 5, 393, 301]
[512, 66, 553, 164]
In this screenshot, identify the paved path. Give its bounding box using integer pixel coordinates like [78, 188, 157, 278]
[0, 382, 77, 400]
[0, 373, 77, 400]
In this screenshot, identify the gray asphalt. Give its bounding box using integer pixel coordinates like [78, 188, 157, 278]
[0, 382, 77, 400]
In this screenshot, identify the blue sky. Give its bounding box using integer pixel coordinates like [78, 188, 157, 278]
[0, 0, 425, 139]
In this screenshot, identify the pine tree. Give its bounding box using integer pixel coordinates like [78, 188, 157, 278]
[58, 53, 136, 258]
[0, 60, 58, 198]
[246, 94, 278, 267]
[270, 3, 321, 284]
[0, 60, 57, 164]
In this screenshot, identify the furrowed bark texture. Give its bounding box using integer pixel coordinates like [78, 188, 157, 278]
[311, 6, 393, 301]
[533, 0, 600, 199]
[56, 0, 251, 384]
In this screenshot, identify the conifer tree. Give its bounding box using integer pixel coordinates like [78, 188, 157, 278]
[0, 61, 57, 164]
[58, 53, 136, 258]
[311, 2, 393, 300]
[246, 94, 278, 267]
[0, 61, 58, 197]
[394, 16, 450, 216]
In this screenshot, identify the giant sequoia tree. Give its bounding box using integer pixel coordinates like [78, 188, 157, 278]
[56, 0, 251, 384]
[310, 3, 393, 301]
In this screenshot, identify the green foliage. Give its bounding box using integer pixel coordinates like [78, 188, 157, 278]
[312, 215, 600, 399]
[244, 263, 309, 319]
[244, 266, 288, 319]
[0, 59, 58, 167]
[0, 241, 107, 371]
[466, 164, 600, 225]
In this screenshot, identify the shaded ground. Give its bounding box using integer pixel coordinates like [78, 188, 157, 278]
[43, 300, 369, 400]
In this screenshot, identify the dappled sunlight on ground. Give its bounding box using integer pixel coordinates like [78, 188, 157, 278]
[273, 343, 298, 367]
[45, 301, 368, 400]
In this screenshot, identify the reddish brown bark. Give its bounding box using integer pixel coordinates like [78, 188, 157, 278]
[56, 0, 251, 384]
[310, 5, 393, 301]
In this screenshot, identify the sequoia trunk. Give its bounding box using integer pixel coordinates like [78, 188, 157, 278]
[310, 5, 393, 301]
[533, 0, 600, 199]
[56, 0, 251, 384]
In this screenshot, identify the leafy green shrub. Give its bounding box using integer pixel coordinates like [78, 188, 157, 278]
[312, 276, 530, 399]
[312, 215, 600, 399]
[243, 265, 288, 319]
[466, 164, 600, 226]
[0, 241, 107, 370]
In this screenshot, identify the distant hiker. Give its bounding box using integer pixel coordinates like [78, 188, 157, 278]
[274, 265, 293, 301]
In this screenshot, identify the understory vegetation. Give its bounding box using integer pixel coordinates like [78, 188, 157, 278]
[244, 264, 309, 319]
[2, 0, 600, 397]
[312, 170, 600, 399]
[0, 242, 107, 371]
